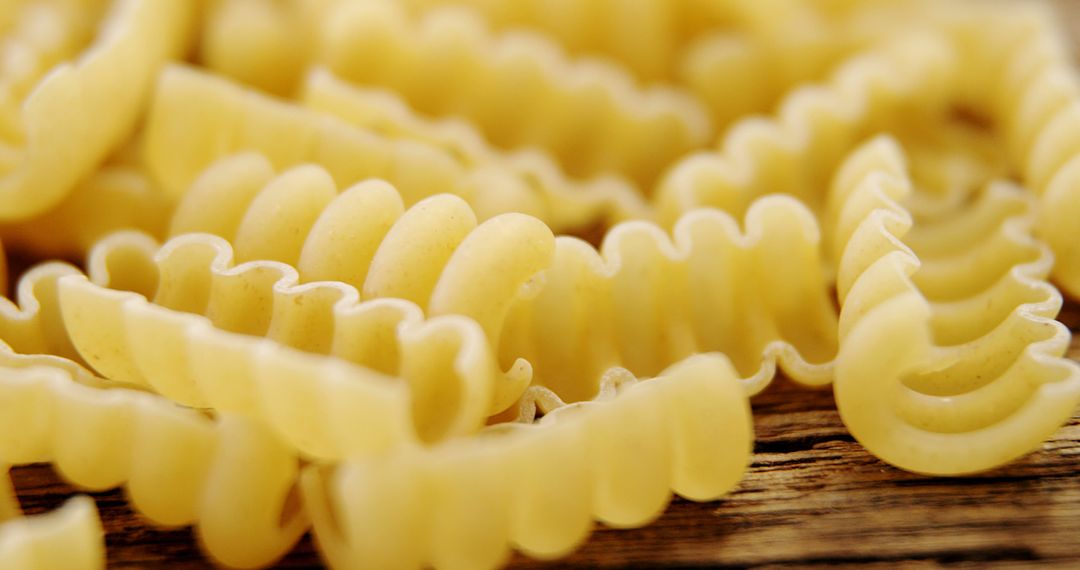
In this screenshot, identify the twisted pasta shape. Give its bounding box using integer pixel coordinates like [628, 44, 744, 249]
[0, 476, 102, 570]
[656, 30, 957, 225]
[168, 153, 839, 401]
[300, 68, 652, 230]
[0, 162, 170, 258]
[0, 360, 307, 568]
[185, 0, 713, 191]
[0, 0, 192, 221]
[57, 229, 533, 459]
[317, 0, 711, 187]
[947, 3, 1080, 299]
[303, 353, 753, 570]
[144, 64, 608, 232]
[829, 136, 1080, 475]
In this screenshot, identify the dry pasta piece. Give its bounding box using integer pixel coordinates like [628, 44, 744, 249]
[0, 360, 307, 568]
[943, 3, 1080, 299]
[196, 0, 331, 96]
[143, 65, 573, 228]
[300, 68, 652, 229]
[0, 163, 171, 258]
[395, 0, 734, 82]
[168, 153, 839, 401]
[0, 262, 85, 362]
[303, 353, 753, 569]
[656, 30, 957, 225]
[393, 0, 906, 83]
[828, 137, 1080, 475]
[57, 230, 533, 459]
[0, 0, 193, 221]
[0, 471, 103, 570]
[317, 0, 711, 187]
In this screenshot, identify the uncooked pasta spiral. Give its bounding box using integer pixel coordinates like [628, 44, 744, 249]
[944, 2, 1080, 299]
[0, 0, 191, 221]
[0, 355, 307, 568]
[167, 152, 838, 401]
[303, 353, 753, 569]
[300, 68, 652, 230]
[0, 472, 102, 570]
[828, 136, 1080, 475]
[57, 229, 534, 459]
[316, 0, 711, 187]
[656, 30, 957, 225]
[144, 64, 615, 232]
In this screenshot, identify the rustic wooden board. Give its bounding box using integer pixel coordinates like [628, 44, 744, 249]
[10, 1, 1080, 567]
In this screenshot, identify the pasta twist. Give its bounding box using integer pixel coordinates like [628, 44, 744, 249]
[317, 0, 711, 187]
[144, 64, 615, 233]
[829, 136, 1080, 475]
[300, 68, 652, 230]
[168, 153, 839, 401]
[947, 3, 1080, 299]
[656, 30, 957, 225]
[0, 359, 307, 568]
[0, 0, 192, 221]
[57, 229, 533, 459]
[0, 162, 170, 258]
[0, 475, 102, 570]
[303, 353, 752, 570]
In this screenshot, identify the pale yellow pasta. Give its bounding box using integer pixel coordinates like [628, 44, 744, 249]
[197, 0, 334, 96]
[300, 68, 652, 229]
[940, 3, 1080, 299]
[304, 353, 753, 570]
[829, 137, 1080, 475]
[0, 362, 306, 568]
[0, 262, 85, 362]
[194, 0, 713, 186]
[0, 0, 193, 221]
[0, 163, 171, 258]
[393, 0, 905, 83]
[143, 65, 570, 227]
[656, 31, 957, 224]
[318, 0, 711, 187]
[168, 153, 839, 402]
[57, 230, 532, 459]
[0, 479, 103, 570]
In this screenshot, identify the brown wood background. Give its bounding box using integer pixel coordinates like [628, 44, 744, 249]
[10, 1, 1080, 568]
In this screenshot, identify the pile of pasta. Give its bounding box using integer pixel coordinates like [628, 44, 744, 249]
[0, 0, 1079, 567]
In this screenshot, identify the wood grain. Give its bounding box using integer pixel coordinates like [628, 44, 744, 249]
[10, 1, 1080, 568]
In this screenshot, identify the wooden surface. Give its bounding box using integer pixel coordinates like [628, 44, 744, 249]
[10, 305, 1080, 568]
[11, 2, 1080, 568]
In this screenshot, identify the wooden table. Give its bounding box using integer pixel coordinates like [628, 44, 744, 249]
[12, 2, 1080, 567]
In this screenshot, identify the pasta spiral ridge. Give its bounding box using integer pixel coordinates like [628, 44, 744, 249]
[57, 229, 533, 460]
[960, 5, 1080, 299]
[168, 152, 839, 400]
[317, 0, 711, 187]
[0, 357, 307, 568]
[300, 67, 652, 230]
[829, 136, 1080, 475]
[167, 139, 1029, 408]
[144, 64, 640, 234]
[303, 353, 753, 569]
[0, 0, 192, 221]
[656, 30, 957, 225]
[0, 475, 102, 570]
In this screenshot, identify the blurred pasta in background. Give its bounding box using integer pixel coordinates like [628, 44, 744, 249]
[0, 0, 1078, 568]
